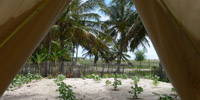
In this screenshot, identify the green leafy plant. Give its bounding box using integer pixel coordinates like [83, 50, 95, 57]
[86, 74, 93, 79]
[103, 74, 109, 78]
[129, 84, 143, 98]
[25, 72, 33, 83]
[105, 80, 111, 85]
[129, 76, 143, 98]
[115, 73, 122, 78]
[49, 49, 67, 75]
[54, 74, 66, 83]
[33, 73, 43, 80]
[92, 74, 101, 82]
[122, 74, 128, 79]
[131, 76, 140, 84]
[153, 92, 179, 100]
[109, 73, 115, 78]
[56, 82, 76, 100]
[144, 74, 152, 79]
[171, 88, 176, 93]
[152, 75, 160, 86]
[112, 78, 122, 90]
[47, 74, 53, 79]
[31, 51, 48, 75]
[8, 73, 43, 90]
[80, 74, 85, 80]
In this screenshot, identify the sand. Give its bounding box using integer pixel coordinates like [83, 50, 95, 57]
[1, 78, 176, 100]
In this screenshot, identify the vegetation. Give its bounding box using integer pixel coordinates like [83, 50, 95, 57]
[8, 72, 43, 90]
[152, 75, 160, 86]
[153, 92, 179, 100]
[54, 74, 66, 83]
[112, 78, 122, 90]
[134, 50, 146, 66]
[92, 74, 101, 82]
[26, 0, 149, 77]
[105, 80, 111, 85]
[56, 82, 76, 100]
[129, 84, 143, 99]
[129, 76, 143, 98]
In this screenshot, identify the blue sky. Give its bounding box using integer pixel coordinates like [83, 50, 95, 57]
[78, 0, 159, 60]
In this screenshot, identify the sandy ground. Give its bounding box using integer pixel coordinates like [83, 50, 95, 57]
[1, 78, 175, 100]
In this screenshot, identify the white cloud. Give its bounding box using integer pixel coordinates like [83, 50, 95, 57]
[100, 15, 109, 21]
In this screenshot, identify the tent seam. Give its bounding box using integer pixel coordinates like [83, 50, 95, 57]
[0, 0, 52, 48]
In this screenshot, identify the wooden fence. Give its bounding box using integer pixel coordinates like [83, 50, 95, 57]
[18, 60, 166, 79]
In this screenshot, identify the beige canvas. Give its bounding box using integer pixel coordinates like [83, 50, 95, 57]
[133, 0, 200, 100]
[0, 0, 71, 96]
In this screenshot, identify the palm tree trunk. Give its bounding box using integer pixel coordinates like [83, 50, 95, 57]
[46, 33, 52, 76]
[38, 63, 41, 75]
[54, 60, 57, 76]
[75, 45, 79, 63]
[94, 54, 98, 66]
[116, 33, 125, 73]
[59, 35, 64, 74]
[72, 44, 75, 62]
[116, 44, 123, 73]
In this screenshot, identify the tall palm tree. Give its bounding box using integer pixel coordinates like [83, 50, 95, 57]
[82, 33, 109, 65]
[101, 0, 149, 73]
[53, 0, 107, 73]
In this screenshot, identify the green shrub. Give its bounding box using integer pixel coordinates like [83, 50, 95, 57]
[56, 82, 76, 100]
[115, 73, 122, 78]
[105, 80, 111, 85]
[122, 74, 128, 79]
[131, 76, 140, 84]
[152, 75, 160, 86]
[144, 74, 152, 79]
[129, 84, 143, 98]
[129, 76, 143, 98]
[86, 74, 93, 79]
[92, 74, 101, 82]
[153, 92, 177, 100]
[54, 74, 66, 83]
[112, 78, 122, 90]
[103, 74, 109, 78]
[109, 73, 115, 78]
[80, 74, 85, 80]
[171, 88, 176, 93]
[8, 73, 43, 90]
[33, 74, 43, 80]
[25, 72, 33, 83]
[47, 74, 53, 79]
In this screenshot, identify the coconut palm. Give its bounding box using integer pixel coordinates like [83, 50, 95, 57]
[53, 0, 106, 72]
[101, 0, 149, 73]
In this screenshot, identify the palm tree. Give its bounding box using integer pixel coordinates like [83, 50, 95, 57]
[31, 50, 48, 75]
[53, 0, 106, 72]
[101, 0, 149, 73]
[41, 25, 61, 76]
[82, 33, 109, 65]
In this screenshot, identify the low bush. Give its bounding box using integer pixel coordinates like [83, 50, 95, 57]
[54, 74, 66, 83]
[152, 75, 160, 86]
[92, 74, 101, 82]
[56, 82, 76, 100]
[153, 92, 179, 100]
[8, 73, 43, 90]
[112, 78, 122, 90]
[129, 76, 143, 98]
[105, 80, 111, 85]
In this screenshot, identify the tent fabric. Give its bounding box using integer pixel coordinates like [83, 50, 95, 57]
[0, 0, 200, 99]
[133, 0, 200, 100]
[0, 0, 71, 96]
[161, 0, 200, 52]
